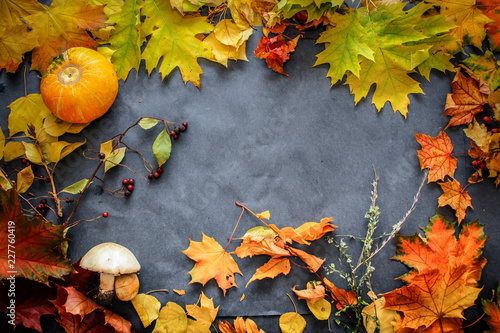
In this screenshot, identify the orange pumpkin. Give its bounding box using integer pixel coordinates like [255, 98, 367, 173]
[40, 47, 118, 124]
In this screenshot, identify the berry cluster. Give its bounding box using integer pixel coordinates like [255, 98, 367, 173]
[472, 158, 487, 170]
[122, 178, 135, 197]
[148, 167, 164, 180]
[483, 116, 499, 133]
[36, 198, 49, 216]
[170, 122, 188, 140]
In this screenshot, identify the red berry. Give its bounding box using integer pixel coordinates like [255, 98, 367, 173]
[472, 160, 478, 168]
[127, 184, 134, 191]
[148, 173, 154, 179]
[45, 177, 51, 183]
[102, 212, 109, 218]
[128, 178, 135, 185]
[25, 161, 30, 167]
[40, 199, 48, 204]
[39, 175, 45, 180]
[493, 128, 499, 133]
[480, 162, 487, 170]
[21, 158, 27, 164]
[122, 179, 129, 185]
[483, 116, 491, 125]
[174, 127, 180, 135]
[124, 190, 131, 197]
[182, 122, 188, 128]
[157, 167, 163, 174]
[37, 203, 44, 210]
[170, 130, 176, 137]
[179, 125, 186, 132]
[173, 134, 178, 140]
[98, 152, 106, 159]
[154, 172, 160, 179]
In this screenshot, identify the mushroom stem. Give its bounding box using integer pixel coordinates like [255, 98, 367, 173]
[97, 273, 116, 304]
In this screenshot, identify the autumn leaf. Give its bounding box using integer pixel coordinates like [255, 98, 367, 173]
[105, 0, 142, 81]
[141, 0, 214, 88]
[279, 312, 306, 333]
[0, 23, 39, 72]
[16, 165, 34, 194]
[383, 213, 487, 331]
[131, 293, 161, 328]
[23, 0, 108, 72]
[483, 282, 500, 333]
[0, 187, 73, 283]
[154, 302, 188, 333]
[362, 297, 398, 333]
[415, 129, 457, 183]
[438, 179, 473, 224]
[463, 51, 500, 91]
[280, 217, 336, 245]
[322, 277, 358, 311]
[314, 9, 375, 86]
[427, 0, 492, 53]
[288, 247, 324, 273]
[254, 34, 299, 76]
[182, 233, 242, 295]
[292, 282, 326, 305]
[219, 316, 265, 333]
[153, 128, 172, 167]
[185, 292, 219, 330]
[245, 257, 291, 287]
[7, 94, 52, 137]
[234, 234, 290, 258]
[478, 0, 500, 51]
[443, 67, 490, 128]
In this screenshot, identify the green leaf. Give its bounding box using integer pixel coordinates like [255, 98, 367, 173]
[60, 179, 91, 194]
[107, 0, 143, 81]
[49, 140, 85, 163]
[16, 166, 34, 194]
[141, 0, 214, 88]
[105, 147, 126, 173]
[314, 9, 375, 85]
[153, 129, 171, 167]
[3, 142, 25, 161]
[7, 94, 52, 137]
[463, 50, 500, 91]
[139, 117, 160, 130]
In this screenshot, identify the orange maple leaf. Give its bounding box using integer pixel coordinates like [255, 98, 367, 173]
[182, 233, 242, 296]
[323, 277, 358, 311]
[384, 213, 487, 331]
[443, 67, 490, 128]
[254, 34, 299, 76]
[415, 129, 457, 183]
[219, 317, 264, 333]
[438, 179, 473, 224]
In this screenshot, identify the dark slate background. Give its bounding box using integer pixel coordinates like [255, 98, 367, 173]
[1, 26, 499, 332]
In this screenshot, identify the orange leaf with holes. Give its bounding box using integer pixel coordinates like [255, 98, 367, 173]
[182, 233, 242, 296]
[383, 213, 486, 331]
[415, 129, 457, 183]
[443, 67, 490, 128]
[254, 34, 299, 76]
[438, 179, 473, 224]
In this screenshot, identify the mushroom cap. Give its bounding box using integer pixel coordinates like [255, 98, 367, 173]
[80, 242, 140, 275]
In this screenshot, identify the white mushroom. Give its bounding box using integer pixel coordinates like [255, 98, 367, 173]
[80, 242, 141, 303]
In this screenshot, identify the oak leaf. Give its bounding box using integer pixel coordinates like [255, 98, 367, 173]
[438, 179, 473, 224]
[443, 67, 490, 128]
[254, 34, 299, 76]
[23, 0, 108, 72]
[141, 0, 214, 88]
[0, 187, 73, 283]
[182, 233, 242, 295]
[415, 129, 457, 183]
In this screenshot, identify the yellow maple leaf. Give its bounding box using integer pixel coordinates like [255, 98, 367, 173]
[24, 0, 108, 72]
[185, 292, 219, 330]
[438, 179, 473, 224]
[0, 24, 38, 73]
[182, 233, 242, 295]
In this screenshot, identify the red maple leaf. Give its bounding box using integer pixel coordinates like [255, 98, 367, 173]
[254, 34, 300, 76]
